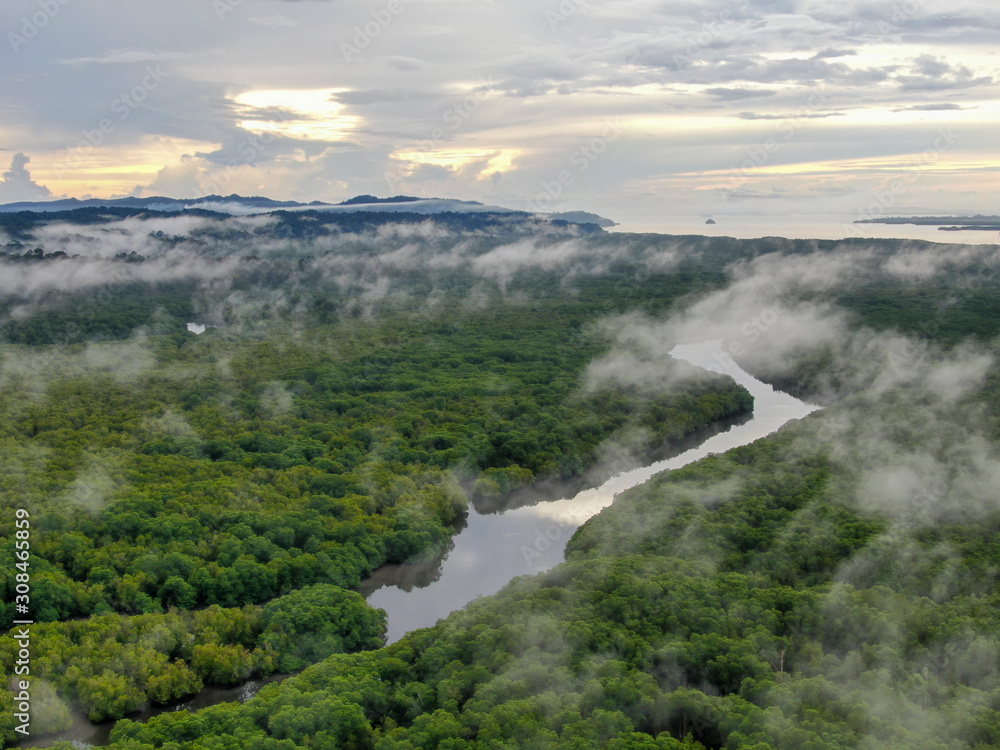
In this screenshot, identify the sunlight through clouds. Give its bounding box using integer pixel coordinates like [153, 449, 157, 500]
[233, 89, 362, 142]
[391, 148, 522, 179]
[0, 0, 997, 221]
[35, 138, 220, 199]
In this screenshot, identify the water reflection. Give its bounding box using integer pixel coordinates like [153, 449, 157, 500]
[365, 341, 819, 643]
[30, 341, 817, 747]
[358, 413, 752, 602]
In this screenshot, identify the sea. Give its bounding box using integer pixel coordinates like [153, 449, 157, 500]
[608, 215, 1000, 246]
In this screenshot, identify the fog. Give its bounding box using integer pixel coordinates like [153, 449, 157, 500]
[4, 211, 1000, 748]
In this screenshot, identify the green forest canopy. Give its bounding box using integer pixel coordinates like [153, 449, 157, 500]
[0, 210, 999, 749]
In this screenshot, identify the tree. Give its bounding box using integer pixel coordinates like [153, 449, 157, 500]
[257, 584, 386, 671]
[78, 671, 145, 722]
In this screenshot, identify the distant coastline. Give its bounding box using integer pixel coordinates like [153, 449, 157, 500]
[856, 215, 1000, 232]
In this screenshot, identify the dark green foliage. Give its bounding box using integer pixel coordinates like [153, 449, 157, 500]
[0, 280, 194, 345]
[258, 585, 386, 671]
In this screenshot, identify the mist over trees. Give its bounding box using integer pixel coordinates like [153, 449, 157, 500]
[2, 208, 1000, 748]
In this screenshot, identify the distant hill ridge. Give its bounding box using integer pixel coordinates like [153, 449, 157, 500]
[339, 195, 445, 205]
[0, 194, 320, 212]
[0, 194, 616, 227]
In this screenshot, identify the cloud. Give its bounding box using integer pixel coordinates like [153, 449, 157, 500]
[0, 337, 158, 390]
[896, 54, 994, 92]
[55, 48, 195, 67]
[144, 159, 206, 198]
[583, 320, 726, 395]
[2, 0, 999, 220]
[0, 153, 52, 203]
[577, 232, 1000, 636]
[247, 15, 298, 29]
[811, 48, 857, 59]
[895, 103, 968, 111]
[386, 57, 427, 71]
[584, 240, 1000, 404]
[790, 340, 1000, 537]
[736, 110, 844, 120]
[63, 464, 117, 514]
[705, 87, 778, 100]
[333, 89, 437, 106]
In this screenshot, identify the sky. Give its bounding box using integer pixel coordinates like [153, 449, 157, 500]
[1, 0, 998, 228]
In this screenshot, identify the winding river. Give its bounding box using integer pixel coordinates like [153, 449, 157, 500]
[362, 341, 818, 643]
[26, 341, 816, 748]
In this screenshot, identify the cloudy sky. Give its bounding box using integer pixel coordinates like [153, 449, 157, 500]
[1, 0, 998, 226]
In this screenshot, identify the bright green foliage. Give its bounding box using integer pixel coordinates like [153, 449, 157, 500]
[100, 419, 1000, 749]
[9, 214, 1000, 749]
[0, 222, 755, 734]
[0, 592, 385, 723]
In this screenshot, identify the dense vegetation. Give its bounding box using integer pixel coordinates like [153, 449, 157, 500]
[3, 209, 1000, 749]
[1, 585, 383, 726]
[0, 211, 754, 741]
[78, 414, 1000, 749]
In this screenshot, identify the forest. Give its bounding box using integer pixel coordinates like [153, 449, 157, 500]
[2, 208, 1000, 749]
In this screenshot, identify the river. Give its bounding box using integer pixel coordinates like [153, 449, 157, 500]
[362, 341, 818, 643]
[24, 341, 816, 747]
